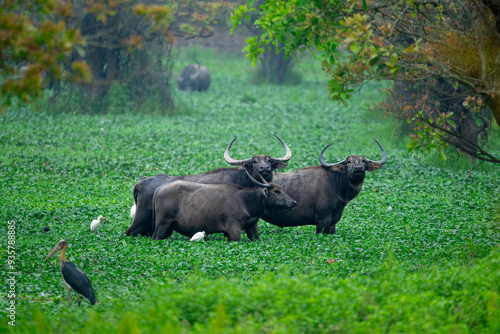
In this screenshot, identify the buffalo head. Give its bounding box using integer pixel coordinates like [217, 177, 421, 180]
[224, 135, 292, 182]
[246, 171, 297, 209]
[319, 138, 386, 184]
[177, 64, 211, 92]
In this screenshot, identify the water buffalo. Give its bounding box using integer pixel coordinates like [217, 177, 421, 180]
[177, 64, 211, 91]
[125, 135, 292, 237]
[261, 139, 386, 234]
[152, 172, 297, 241]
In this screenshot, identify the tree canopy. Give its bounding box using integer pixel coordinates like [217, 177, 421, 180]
[0, 0, 83, 107]
[232, 0, 500, 163]
[1, 0, 230, 112]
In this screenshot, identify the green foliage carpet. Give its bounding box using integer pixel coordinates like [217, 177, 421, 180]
[1, 50, 499, 332]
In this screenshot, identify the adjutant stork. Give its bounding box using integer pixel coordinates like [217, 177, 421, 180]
[45, 239, 96, 306]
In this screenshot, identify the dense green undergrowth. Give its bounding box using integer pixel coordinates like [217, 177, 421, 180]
[1, 47, 499, 332]
[9, 248, 500, 333]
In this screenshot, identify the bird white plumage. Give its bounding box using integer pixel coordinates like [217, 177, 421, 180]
[130, 204, 136, 220]
[90, 215, 105, 232]
[190, 231, 206, 241]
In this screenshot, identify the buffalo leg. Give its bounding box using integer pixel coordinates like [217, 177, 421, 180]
[327, 211, 343, 234]
[125, 206, 153, 237]
[315, 216, 332, 234]
[245, 222, 259, 241]
[227, 226, 242, 242]
[152, 210, 174, 240]
[152, 222, 174, 240]
[327, 223, 336, 234]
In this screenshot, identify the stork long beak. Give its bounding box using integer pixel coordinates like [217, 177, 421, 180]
[45, 244, 62, 260]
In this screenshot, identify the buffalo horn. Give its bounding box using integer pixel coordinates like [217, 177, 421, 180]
[224, 136, 253, 166]
[319, 138, 387, 168]
[189, 64, 200, 80]
[224, 135, 292, 166]
[269, 134, 292, 163]
[245, 171, 271, 188]
[366, 138, 387, 165]
[189, 71, 199, 81]
[319, 143, 344, 168]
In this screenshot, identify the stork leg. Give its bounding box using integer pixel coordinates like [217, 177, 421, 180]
[77, 293, 82, 307]
[67, 289, 73, 307]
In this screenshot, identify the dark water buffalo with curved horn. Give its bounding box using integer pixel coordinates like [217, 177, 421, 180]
[125, 135, 292, 237]
[261, 139, 386, 234]
[177, 64, 211, 91]
[152, 171, 297, 241]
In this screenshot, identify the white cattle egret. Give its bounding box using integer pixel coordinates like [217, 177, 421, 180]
[46, 239, 96, 306]
[190, 231, 206, 242]
[90, 215, 105, 232]
[130, 204, 136, 220]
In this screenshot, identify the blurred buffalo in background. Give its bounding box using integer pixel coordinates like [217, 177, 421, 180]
[177, 64, 211, 91]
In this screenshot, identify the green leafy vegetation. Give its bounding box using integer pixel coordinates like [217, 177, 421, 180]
[14, 249, 500, 332]
[1, 48, 499, 332]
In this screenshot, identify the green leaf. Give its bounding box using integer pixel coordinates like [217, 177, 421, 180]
[350, 43, 360, 54]
[391, 53, 398, 64]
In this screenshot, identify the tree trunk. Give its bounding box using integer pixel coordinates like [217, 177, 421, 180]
[255, 42, 293, 84]
[104, 48, 119, 96]
[87, 46, 105, 102]
[486, 94, 500, 126]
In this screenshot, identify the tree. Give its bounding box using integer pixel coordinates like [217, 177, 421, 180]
[232, 0, 500, 163]
[0, 0, 85, 108]
[257, 42, 295, 84]
[1, 0, 231, 113]
[230, 0, 295, 84]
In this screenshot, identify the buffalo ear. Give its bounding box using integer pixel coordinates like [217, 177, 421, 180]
[272, 162, 288, 170]
[238, 164, 251, 171]
[366, 162, 384, 171]
[262, 188, 268, 198]
[329, 164, 347, 173]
